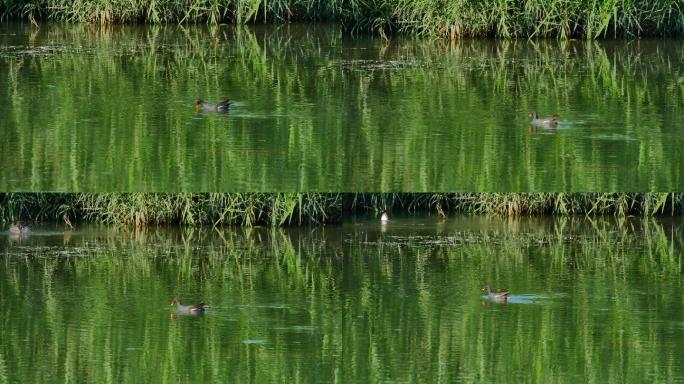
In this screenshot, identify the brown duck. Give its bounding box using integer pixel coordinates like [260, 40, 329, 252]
[482, 286, 510, 302]
[195, 99, 232, 112]
[9, 221, 30, 235]
[528, 111, 559, 127]
[171, 298, 207, 314]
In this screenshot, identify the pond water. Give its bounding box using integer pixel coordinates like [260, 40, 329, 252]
[1, 23, 683, 191]
[1, 216, 682, 382]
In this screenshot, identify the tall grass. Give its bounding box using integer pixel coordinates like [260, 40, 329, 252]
[71, 192, 342, 226]
[1, 0, 682, 37]
[0, 193, 681, 227]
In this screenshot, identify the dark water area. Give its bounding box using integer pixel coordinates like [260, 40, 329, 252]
[1, 23, 683, 191]
[1, 216, 683, 382]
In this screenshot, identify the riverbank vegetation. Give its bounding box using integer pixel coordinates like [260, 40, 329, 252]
[1, 192, 681, 227]
[1, 0, 683, 38]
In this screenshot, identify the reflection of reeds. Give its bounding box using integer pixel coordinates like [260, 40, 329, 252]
[1, 27, 682, 191]
[1, 218, 682, 382]
[1, 0, 682, 37]
[0, 192, 682, 226]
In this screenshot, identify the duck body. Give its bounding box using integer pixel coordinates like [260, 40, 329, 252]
[171, 298, 207, 314]
[380, 211, 389, 222]
[482, 286, 510, 302]
[195, 99, 232, 112]
[9, 221, 30, 235]
[528, 111, 559, 127]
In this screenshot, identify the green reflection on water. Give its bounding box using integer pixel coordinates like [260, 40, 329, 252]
[1, 217, 682, 382]
[0, 23, 682, 191]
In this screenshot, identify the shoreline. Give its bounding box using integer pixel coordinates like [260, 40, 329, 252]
[1, 192, 681, 227]
[2, 2, 683, 39]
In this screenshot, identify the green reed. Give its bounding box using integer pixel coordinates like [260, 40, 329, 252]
[1, 0, 682, 37]
[0, 193, 681, 227]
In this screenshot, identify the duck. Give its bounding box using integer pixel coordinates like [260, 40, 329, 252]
[380, 211, 389, 222]
[9, 221, 30, 235]
[528, 111, 559, 127]
[482, 286, 510, 302]
[195, 99, 232, 112]
[171, 298, 207, 314]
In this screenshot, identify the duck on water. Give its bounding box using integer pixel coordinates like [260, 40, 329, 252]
[482, 286, 510, 302]
[195, 99, 232, 112]
[528, 111, 559, 128]
[171, 298, 207, 314]
[9, 221, 30, 235]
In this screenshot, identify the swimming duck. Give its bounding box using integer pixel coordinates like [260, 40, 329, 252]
[195, 99, 232, 112]
[9, 221, 30, 235]
[482, 286, 510, 302]
[380, 211, 389, 222]
[528, 111, 559, 127]
[171, 298, 207, 314]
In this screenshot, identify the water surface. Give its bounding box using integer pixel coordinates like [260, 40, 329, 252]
[1, 216, 683, 382]
[1, 23, 683, 191]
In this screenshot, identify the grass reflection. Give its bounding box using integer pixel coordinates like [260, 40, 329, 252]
[1, 217, 682, 382]
[0, 25, 682, 191]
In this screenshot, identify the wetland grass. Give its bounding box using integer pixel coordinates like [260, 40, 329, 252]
[2, 0, 682, 38]
[1, 193, 681, 227]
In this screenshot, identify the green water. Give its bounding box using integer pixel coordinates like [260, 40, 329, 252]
[1, 216, 682, 382]
[1, 23, 683, 191]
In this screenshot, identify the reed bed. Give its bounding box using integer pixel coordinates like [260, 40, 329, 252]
[0, 192, 681, 227]
[1, 0, 682, 38]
